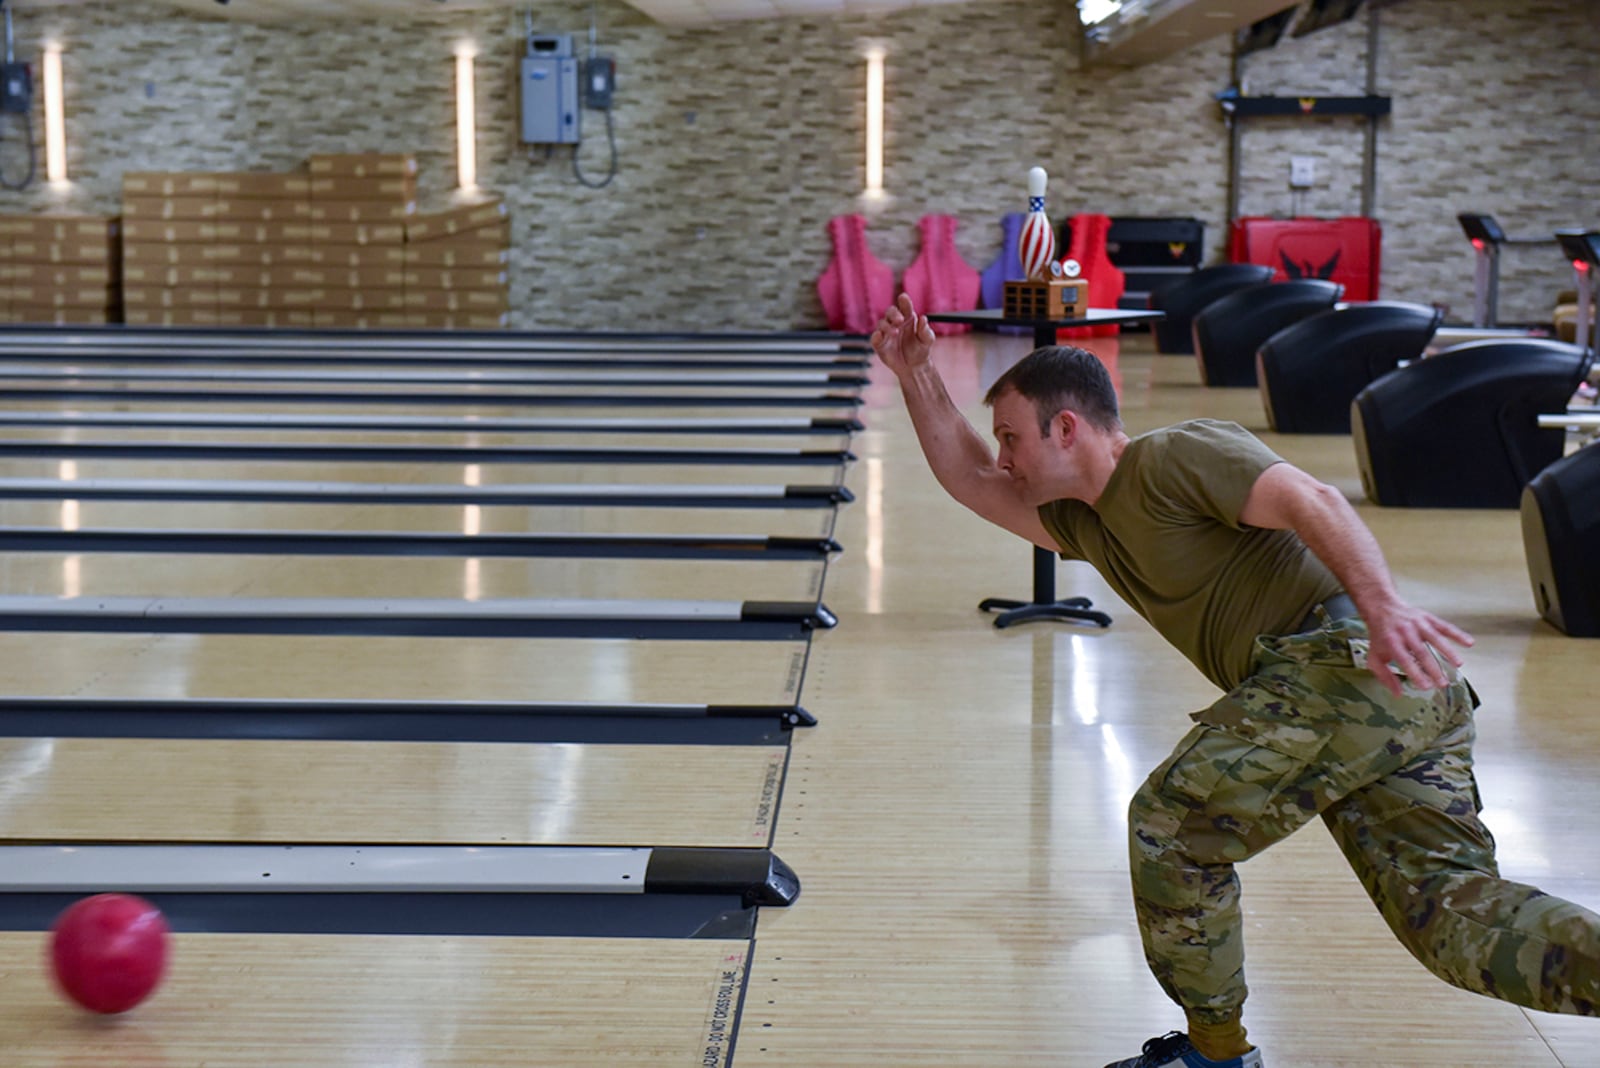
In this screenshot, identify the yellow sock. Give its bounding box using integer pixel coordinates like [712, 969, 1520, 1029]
[1184, 1011, 1253, 1063]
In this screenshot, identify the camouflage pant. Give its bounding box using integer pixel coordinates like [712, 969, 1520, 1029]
[1128, 616, 1600, 1023]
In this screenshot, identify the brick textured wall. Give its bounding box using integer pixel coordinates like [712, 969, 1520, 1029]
[0, 0, 1593, 329]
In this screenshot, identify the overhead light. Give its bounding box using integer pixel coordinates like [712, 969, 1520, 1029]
[43, 46, 65, 183]
[1079, 0, 1122, 25]
[455, 47, 477, 190]
[865, 49, 883, 196]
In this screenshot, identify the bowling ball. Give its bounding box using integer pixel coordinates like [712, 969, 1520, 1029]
[49, 893, 170, 1014]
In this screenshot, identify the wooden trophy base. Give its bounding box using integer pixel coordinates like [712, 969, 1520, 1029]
[1003, 278, 1089, 319]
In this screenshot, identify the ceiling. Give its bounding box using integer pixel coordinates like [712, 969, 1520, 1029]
[8, 0, 1318, 55]
[1083, 0, 1304, 66]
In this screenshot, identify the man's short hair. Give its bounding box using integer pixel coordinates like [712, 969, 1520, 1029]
[983, 345, 1122, 434]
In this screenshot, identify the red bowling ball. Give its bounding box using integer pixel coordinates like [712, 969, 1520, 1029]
[49, 893, 170, 1014]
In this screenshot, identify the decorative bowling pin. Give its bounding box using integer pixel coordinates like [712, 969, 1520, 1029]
[1018, 166, 1056, 282]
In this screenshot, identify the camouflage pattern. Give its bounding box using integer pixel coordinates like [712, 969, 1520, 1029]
[1128, 614, 1600, 1023]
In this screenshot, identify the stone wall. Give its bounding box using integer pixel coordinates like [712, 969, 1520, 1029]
[0, 0, 1594, 329]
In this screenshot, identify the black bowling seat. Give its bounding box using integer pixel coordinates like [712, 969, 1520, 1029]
[1522, 442, 1600, 637]
[1352, 338, 1594, 508]
[1192, 279, 1344, 387]
[1257, 301, 1444, 433]
[1148, 263, 1275, 354]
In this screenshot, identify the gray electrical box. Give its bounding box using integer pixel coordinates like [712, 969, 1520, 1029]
[521, 35, 580, 145]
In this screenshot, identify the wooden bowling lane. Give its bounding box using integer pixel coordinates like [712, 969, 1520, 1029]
[0, 457, 847, 487]
[0, 736, 785, 845]
[0, 932, 750, 1067]
[0, 499, 840, 538]
[0, 633, 806, 706]
[0, 380, 862, 409]
[0, 326, 860, 353]
[0, 363, 869, 389]
[0, 551, 828, 603]
[0, 396, 864, 421]
[0, 424, 854, 453]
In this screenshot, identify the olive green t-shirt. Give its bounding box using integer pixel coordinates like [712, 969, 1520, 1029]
[1038, 418, 1342, 691]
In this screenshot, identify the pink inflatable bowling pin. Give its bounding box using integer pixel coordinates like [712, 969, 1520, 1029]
[1018, 167, 1056, 282]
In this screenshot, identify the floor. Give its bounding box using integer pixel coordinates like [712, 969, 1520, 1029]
[0, 326, 1597, 1066]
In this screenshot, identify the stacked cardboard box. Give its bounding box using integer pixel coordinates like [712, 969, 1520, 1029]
[0, 215, 121, 325]
[301, 153, 413, 329]
[118, 155, 511, 331]
[122, 171, 324, 327]
[403, 197, 511, 330]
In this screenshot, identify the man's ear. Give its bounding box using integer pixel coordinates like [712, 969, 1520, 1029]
[1051, 408, 1078, 446]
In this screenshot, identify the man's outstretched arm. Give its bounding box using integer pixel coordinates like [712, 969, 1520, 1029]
[1240, 461, 1474, 695]
[870, 294, 1056, 549]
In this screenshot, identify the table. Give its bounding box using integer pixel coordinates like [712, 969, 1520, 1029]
[925, 306, 1165, 629]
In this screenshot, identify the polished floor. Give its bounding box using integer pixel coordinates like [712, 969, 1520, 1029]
[743, 330, 1600, 1067]
[1, 328, 1597, 1066]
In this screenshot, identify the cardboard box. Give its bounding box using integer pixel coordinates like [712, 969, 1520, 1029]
[217, 288, 292, 310]
[122, 263, 261, 287]
[215, 307, 317, 328]
[311, 310, 387, 329]
[308, 153, 418, 179]
[124, 307, 224, 327]
[405, 310, 511, 330]
[312, 221, 406, 246]
[10, 237, 119, 265]
[263, 265, 406, 289]
[11, 241, 108, 264]
[211, 173, 312, 199]
[121, 196, 220, 221]
[122, 172, 222, 197]
[7, 305, 118, 325]
[122, 286, 219, 310]
[402, 267, 508, 291]
[121, 220, 223, 244]
[309, 201, 417, 224]
[0, 215, 119, 242]
[2, 285, 120, 309]
[309, 175, 416, 202]
[210, 200, 315, 224]
[30, 265, 117, 287]
[307, 244, 408, 269]
[404, 288, 510, 313]
[0, 263, 115, 285]
[404, 200, 510, 243]
[269, 287, 408, 312]
[123, 242, 249, 268]
[402, 242, 510, 269]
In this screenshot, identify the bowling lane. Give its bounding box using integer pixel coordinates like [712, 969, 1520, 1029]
[0, 457, 847, 486]
[0, 633, 806, 706]
[0, 424, 852, 452]
[0, 736, 785, 845]
[0, 327, 860, 352]
[0, 363, 867, 388]
[0, 397, 864, 420]
[0, 552, 828, 602]
[0, 499, 839, 537]
[0, 379, 860, 406]
[0, 934, 747, 1067]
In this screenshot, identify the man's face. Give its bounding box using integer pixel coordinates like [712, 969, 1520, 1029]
[991, 389, 1064, 505]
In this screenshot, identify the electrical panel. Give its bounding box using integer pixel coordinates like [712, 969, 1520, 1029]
[520, 35, 579, 145]
[584, 56, 615, 111]
[0, 62, 32, 115]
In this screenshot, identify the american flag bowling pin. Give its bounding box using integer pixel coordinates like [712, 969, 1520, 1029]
[1018, 167, 1055, 282]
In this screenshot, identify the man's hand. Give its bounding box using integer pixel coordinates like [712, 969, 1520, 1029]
[1361, 603, 1475, 697]
[870, 293, 935, 378]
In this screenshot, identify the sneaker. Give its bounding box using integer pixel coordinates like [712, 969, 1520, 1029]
[1103, 1031, 1264, 1068]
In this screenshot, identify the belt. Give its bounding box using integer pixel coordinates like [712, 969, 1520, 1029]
[1296, 592, 1357, 634]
